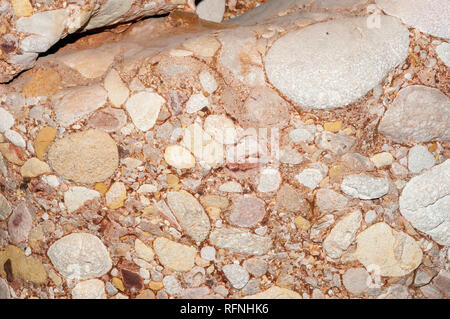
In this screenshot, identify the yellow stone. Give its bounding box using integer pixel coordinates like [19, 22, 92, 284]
[0, 245, 47, 284]
[23, 69, 61, 98]
[11, 0, 33, 17]
[106, 182, 127, 209]
[0, 143, 25, 165]
[166, 174, 179, 187]
[148, 281, 164, 291]
[428, 143, 437, 153]
[324, 121, 342, 133]
[294, 216, 311, 231]
[94, 182, 108, 194]
[35, 126, 57, 161]
[112, 277, 125, 292]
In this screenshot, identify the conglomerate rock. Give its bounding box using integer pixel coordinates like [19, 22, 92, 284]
[0, 0, 448, 300]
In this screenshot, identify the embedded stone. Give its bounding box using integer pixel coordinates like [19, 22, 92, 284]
[47, 129, 119, 184]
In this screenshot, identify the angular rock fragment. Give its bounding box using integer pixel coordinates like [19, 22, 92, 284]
[153, 237, 196, 272]
[47, 129, 119, 184]
[323, 210, 362, 258]
[375, 0, 450, 39]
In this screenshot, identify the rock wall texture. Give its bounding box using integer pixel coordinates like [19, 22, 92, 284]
[0, 0, 194, 83]
[0, 0, 449, 300]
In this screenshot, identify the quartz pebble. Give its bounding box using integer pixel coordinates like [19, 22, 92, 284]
[323, 210, 362, 258]
[166, 191, 211, 242]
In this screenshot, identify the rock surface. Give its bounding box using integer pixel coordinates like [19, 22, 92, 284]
[0, 0, 193, 82]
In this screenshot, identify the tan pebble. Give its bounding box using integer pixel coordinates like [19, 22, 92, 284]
[136, 289, 155, 299]
[23, 69, 61, 98]
[342, 127, 354, 135]
[0, 143, 25, 165]
[324, 121, 342, 133]
[329, 165, 345, 178]
[20, 158, 51, 178]
[294, 216, 311, 231]
[164, 145, 195, 169]
[195, 256, 210, 267]
[206, 264, 214, 274]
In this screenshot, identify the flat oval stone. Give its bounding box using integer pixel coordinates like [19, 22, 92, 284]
[47, 233, 112, 279]
[399, 160, 449, 246]
[166, 191, 211, 242]
[0, 193, 12, 221]
[47, 129, 119, 184]
[265, 16, 409, 109]
[209, 227, 272, 255]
